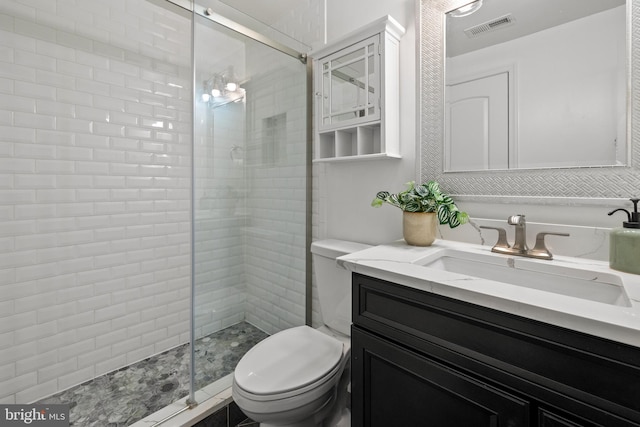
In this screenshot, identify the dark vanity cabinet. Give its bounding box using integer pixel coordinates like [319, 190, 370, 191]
[351, 273, 640, 427]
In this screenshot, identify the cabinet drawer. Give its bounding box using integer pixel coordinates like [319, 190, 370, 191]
[353, 273, 640, 425]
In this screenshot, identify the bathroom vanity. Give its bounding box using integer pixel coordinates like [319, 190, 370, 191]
[340, 241, 640, 426]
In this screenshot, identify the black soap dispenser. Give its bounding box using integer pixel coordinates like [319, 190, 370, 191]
[608, 198, 640, 274]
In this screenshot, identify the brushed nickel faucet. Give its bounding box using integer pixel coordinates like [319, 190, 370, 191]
[480, 215, 569, 260]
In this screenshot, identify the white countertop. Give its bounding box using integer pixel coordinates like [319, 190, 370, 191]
[338, 239, 640, 348]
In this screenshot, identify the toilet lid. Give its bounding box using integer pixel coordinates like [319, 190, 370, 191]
[234, 326, 344, 395]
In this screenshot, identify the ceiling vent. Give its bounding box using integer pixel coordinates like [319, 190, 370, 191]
[464, 14, 516, 38]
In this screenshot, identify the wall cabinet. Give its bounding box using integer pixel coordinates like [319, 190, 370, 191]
[351, 273, 640, 427]
[312, 16, 404, 162]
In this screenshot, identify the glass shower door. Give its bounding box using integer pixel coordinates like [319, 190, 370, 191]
[192, 12, 308, 398]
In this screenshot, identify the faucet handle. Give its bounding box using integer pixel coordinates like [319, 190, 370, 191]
[479, 226, 511, 254]
[507, 214, 526, 226]
[530, 232, 570, 260]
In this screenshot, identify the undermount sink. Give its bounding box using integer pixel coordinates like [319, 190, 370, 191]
[417, 249, 631, 307]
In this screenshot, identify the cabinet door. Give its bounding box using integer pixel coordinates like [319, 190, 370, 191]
[352, 327, 529, 427]
[317, 35, 380, 130]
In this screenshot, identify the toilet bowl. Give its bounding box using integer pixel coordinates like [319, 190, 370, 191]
[232, 239, 371, 427]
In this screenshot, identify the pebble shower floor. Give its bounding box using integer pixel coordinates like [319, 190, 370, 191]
[37, 322, 268, 426]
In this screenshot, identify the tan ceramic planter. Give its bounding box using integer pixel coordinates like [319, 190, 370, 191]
[403, 211, 437, 246]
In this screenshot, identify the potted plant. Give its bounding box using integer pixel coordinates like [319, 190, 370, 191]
[371, 180, 469, 246]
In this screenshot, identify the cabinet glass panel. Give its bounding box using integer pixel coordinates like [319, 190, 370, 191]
[331, 56, 364, 118]
[334, 49, 365, 66]
[320, 35, 379, 129]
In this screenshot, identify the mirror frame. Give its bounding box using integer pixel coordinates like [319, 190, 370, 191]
[419, 0, 638, 200]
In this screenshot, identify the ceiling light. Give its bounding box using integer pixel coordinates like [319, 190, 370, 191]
[449, 0, 483, 18]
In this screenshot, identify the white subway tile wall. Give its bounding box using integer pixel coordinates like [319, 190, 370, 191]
[191, 18, 308, 336]
[192, 0, 263, 338]
[1, 0, 311, 404]
[241, 46, 307, 335]
[258, 0, 324, 51]
[0, 0, 193, 404]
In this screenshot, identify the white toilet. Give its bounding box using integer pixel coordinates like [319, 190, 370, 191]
[232, 239, 371, 427]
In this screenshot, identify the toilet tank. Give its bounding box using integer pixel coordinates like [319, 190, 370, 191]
[311, 239, 371, 336]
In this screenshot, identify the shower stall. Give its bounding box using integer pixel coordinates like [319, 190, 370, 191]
[0, 0, 312, 424]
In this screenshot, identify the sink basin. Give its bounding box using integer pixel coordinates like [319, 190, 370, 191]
[418, 249, 631, 307]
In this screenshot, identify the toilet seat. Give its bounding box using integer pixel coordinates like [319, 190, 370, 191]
[234, 326, 344, 397]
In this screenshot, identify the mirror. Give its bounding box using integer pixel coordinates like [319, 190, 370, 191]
[445, 0, 626, 171]
[420, 0, 640, 199]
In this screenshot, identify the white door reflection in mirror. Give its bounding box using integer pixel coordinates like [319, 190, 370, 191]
[446, 71, 510, 171]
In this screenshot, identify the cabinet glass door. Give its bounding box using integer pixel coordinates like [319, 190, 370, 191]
[320, 35, 379, 129]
